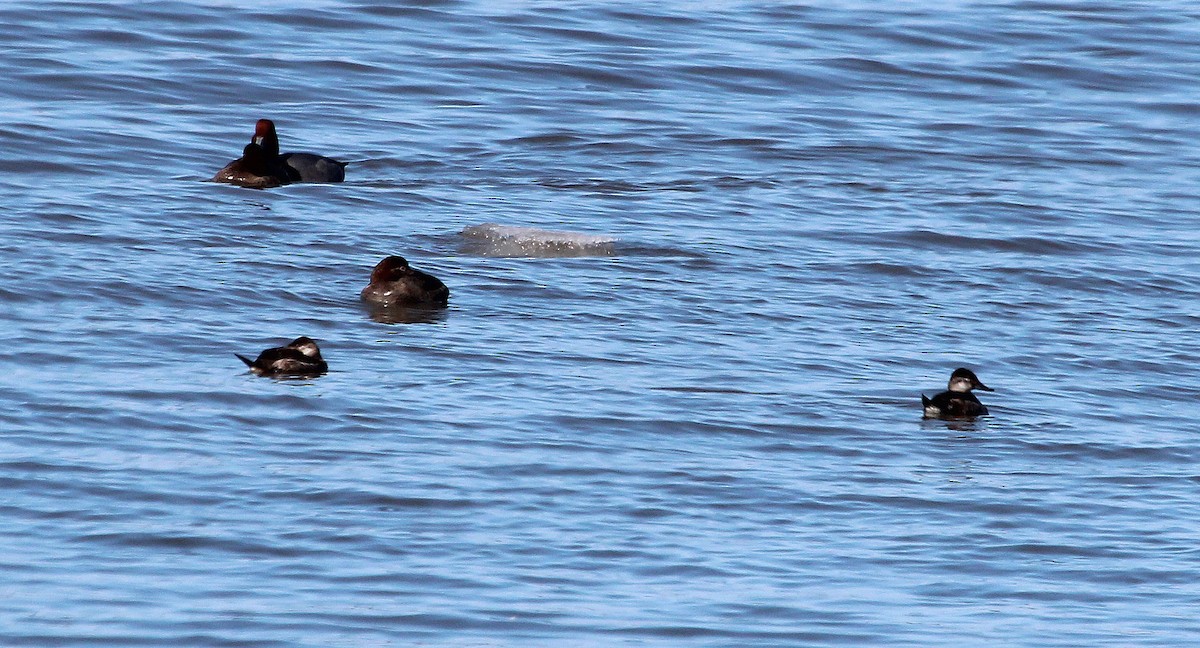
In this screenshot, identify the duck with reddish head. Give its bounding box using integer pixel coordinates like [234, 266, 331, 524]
[922, 367, 993, 419]
[361, 256, 449, 308]
[253, 118, 347, 183]
[236, 336, 328, 377]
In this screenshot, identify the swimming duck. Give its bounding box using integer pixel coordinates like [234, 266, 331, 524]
[211, 142, 290, 189]
[236, 336, 328, 377]
[922, 367, 993, 418]
[253, 118, 347, 183]
[361, 256, 450, 307]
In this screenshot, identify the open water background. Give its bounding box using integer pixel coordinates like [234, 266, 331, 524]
[2, 1, 1200, 645]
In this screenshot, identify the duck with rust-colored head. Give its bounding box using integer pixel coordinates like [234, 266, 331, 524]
[922, 367, 993, 419]
[253, 118, 347, 183]
[361, 256, 449, 307]
[236, 336, 328, 377]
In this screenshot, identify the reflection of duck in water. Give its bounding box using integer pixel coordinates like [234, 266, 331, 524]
[360, 256, 449, 308]
[922, 368, 993, 419]
[211, 142, 290, 189]
[236, 337, 328, 377]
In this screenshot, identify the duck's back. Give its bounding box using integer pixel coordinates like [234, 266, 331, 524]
[923, 390, 988, 418]
[361, 270, 449, 306]
[280, 152, 346, 183]
[213, 143, 290, 189]
[241, 348, 326, 375]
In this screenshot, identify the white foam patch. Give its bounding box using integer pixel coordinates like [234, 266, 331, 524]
[460, 222, 616, 257]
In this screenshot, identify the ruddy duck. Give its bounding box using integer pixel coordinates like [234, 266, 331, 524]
[236, 336, 328, 377]
[360, 256, 449, 307]
[253, 119, 347, 183]
[922, 367, 993, 419]
[211, 142, 290, 189]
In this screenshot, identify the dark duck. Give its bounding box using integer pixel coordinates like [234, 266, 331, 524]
[236, 336, 328, 377]
[211, 142, 290, 189]
[253, 118, 347, 183]
[360, 256, 449, 307]
[922, 367, 993, 419]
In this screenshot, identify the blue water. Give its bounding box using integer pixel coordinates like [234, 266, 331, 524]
[3, 1, 1200, 645]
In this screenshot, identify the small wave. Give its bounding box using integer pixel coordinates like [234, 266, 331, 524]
[460, 222, 616, 258]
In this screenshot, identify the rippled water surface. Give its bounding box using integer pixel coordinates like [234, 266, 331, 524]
[3, 1, 1200, 645]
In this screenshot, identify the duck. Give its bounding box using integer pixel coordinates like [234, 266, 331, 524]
[922, 367, 993, 419]
[211, 142, 291, 189]
[236, 336, 328, 377]
[253, 118, 347, 183]
[360, 256, 449, 307]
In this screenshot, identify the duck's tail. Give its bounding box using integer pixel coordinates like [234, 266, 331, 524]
[235, 354, 255, 368]
[921, 394, 931, 408]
